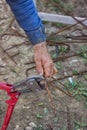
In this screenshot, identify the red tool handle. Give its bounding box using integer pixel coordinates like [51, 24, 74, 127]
[0, 83, 20, 130]
[1, 105, 16, 130]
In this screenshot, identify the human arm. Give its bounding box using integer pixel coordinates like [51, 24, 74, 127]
[6, 0, 46, 45]
[6, 0, 57, 77]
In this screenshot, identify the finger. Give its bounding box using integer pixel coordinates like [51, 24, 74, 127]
[44, 63, 54, 77]
[35, 60, 43, 75]
[44, 64, 57, 77]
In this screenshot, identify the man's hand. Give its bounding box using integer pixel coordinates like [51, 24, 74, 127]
[34, 42, 57, 77]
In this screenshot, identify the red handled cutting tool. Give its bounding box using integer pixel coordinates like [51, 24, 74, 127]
[0, 75, 44, 130]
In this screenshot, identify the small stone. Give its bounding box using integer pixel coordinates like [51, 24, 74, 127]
[0, 58, 6, 67]
[25, 126, 32, 130]
[29, 122, 37, 128]
[14, 125, 20, 130]
[26, 115, 30, 119]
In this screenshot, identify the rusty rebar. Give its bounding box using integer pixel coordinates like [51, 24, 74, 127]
[72, 16, 87, 28]
[0, 44, 17, 64]
[24, 50, 87, 73]
[51, 82, 73, 97]
[53, 18, 86, 35]
[45, 79, 57, 115]
[51, 70, 87, 82]
[5, 41, 29, 51]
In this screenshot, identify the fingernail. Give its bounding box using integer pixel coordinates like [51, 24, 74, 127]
[39, 73, 43, 76]
[52, 75, 57, 79]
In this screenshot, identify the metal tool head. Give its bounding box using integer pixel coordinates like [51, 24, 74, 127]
[13, 75, 45, 94]
[0, 75, 45, 130]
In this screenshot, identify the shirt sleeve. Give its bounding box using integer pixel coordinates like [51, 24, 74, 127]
[6, 0, 46, 45]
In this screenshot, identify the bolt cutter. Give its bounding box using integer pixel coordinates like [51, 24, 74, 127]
[0, 75, 45, 130]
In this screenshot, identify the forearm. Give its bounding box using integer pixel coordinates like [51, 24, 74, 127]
[6, 0, 46, 45]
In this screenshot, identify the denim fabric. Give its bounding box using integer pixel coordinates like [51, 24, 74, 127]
[6, 0, 46, 45]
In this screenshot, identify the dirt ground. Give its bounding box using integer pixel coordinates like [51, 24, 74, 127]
[0, 0, 87, 130]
